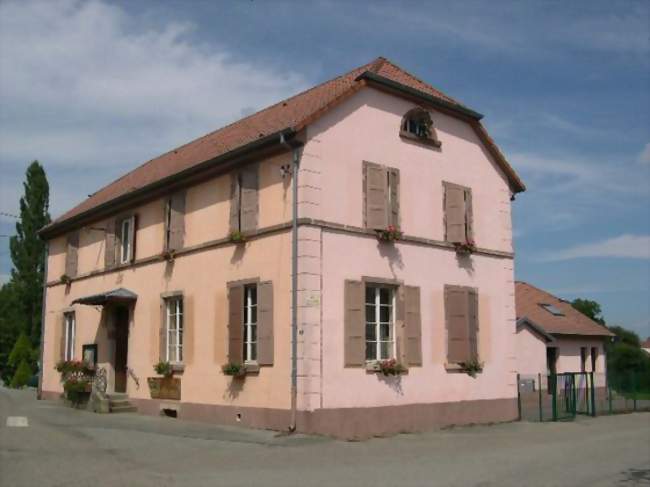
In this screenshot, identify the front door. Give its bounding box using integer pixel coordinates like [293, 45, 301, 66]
[114, 306, 129, 393]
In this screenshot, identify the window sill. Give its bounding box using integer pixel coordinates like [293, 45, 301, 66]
[244, 363, 260, 374]
[399, 130, 441, 148]
[170, 363, 185, 374]
[445, 362, 484, 376]
[365, 361, 408, 375]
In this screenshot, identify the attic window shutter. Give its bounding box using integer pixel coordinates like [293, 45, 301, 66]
[59, 314, 67, 361]
[388, 168, 400, 229]
[65, 231, 79, 277]
[344, 279, 364, 366]
[444, 183, 467, 244]
[445, 285, 470, 364]
[364, 162, 388, 230]
[404, 285, 422, 366]
[104, 220, 116, 269]
[127, 214, 137, 262]
[467, 288, 479, 361]
[257, 281, 274, 365]
[230, 173, 241, 232]
[240, 165, 259, 233]
[464, 188, 473, 242]
[167, 191, 185, 251]
[227, 283, 244, 364]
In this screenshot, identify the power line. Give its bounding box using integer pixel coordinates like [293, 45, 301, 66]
[0, 211, 19, 219]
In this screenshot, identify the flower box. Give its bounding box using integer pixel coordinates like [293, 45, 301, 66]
[454, 240, 476, 255]
[459, 359, 483, 378]
[376, 225, 402, 243]
[370, 359, 407, 376]
[147, 377, 181, 400]
[229, 231, 247, 244]
[222, 362, 246, 378]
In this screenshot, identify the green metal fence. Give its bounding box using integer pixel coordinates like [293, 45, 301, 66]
[517, 370, 650, 422]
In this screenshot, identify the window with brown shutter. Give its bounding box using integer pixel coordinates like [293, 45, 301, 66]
[65, 231, 79, 277]
[230, 164, 259, 234]
[404, 285, 422, 366]
[344, 280, 365, 366]
[104, 219, 116, 269]
[257, 281, 274, 365]
[444, 285, 479, 364]
[227, 283, 244, 364]
[164, 192, 185, 251]
[116, 214, 137, 265]
[443, 182, 473, 244]
[363, 161, 400, 230]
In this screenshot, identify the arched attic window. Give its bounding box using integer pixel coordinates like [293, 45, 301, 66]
[400, 108, 441, 148]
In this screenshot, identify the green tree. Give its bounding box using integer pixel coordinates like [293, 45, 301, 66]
[0, 282, 22, 384]
[10, 359, 32, 388]
[8, 161, 50, 347]
[607, 325, 641, 348]
[571, 298, 605, 325]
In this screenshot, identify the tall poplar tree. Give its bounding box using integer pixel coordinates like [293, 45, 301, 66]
[8, 161, 50, 347]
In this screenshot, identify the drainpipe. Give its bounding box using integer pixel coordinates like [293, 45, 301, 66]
[280, 133, 302, 432]
[37, 241, 48, 399]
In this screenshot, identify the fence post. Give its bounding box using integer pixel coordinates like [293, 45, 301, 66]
[551, 374, 557, 422]
[572, 374, 577, 417]
[538, 373, 543, 422]
[516, 374, 522, 421]
[589, 372, 596, 417]
[632, 370, 637, 412]
[608, 376, 613, 414]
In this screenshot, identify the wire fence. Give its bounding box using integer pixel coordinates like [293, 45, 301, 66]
[517, 370, 650, 422]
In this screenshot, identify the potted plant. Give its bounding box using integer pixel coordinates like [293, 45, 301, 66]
[376, 225, 402, 243]
[60, 274, 72, 285]
[222, 362, 246, 378]
[229, 230, 246, 244]
[459, 358, 483, 378]
[454, 239, 476, 255]
[147, 361, 181, 400]
[162, 249, 176, 262]
[63, 377, 93, 406]
[376, 358, 407, 376]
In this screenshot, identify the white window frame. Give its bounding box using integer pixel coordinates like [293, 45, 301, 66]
[243, 284, 257, 363]
[165, 297, 183, 363]
[365, 285, 395, 362]
[64, 312, 75, 361]
[119, 218, 131, 264]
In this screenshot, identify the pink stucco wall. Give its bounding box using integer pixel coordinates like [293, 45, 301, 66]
[516, 327, 548, 377]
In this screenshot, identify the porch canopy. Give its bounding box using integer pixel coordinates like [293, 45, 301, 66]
[71, 288, 137, 306]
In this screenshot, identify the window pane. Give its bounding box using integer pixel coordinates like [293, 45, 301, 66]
[250, 305, 257, 324]
[365, 305, 376, 323]
[248, 285, 257, 305]
[379, 306, 390, 323]
[250, 324, 257, 342]
[380, 323, 390, 340]
[366, 286, 376, 304]
[379, 288, 391, 305]
[366, 341, 377, 361]
[380, 341, 391, 359]
[250, 343, 257, 361]
[243, 324, 249, 342]
[177, 298, 183, 315]
[366, 323, 376, 341]
[168, 331, 177, 348]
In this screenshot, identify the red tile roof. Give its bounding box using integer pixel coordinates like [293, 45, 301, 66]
[516, 282, 614, 337]
[43, 57, 524, 236]
[642, 338, 650, 348]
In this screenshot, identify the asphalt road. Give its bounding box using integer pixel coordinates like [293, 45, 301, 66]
[1, 387, 649, 487]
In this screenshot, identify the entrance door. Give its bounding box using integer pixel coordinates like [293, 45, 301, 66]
[114, 306, 130, 393]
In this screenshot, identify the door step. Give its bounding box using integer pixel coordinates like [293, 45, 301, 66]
[107, 393, 137, 414]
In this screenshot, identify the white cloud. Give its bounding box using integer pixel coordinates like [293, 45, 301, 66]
[541, 235, 650, 261]
[638, 143, 650, 165]
[0, 0, 309, 216]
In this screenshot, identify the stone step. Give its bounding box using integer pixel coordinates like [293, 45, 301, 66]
[107, 393, 128, 401]
[109, 400, 132, 408]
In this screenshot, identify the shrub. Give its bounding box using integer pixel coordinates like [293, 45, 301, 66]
[63, 377, 92, 405]
[229, 230, 246, 243]
[222, 362, 245, 377]
[459, 358, 484, 378]
[10, 360, 32, 388]
[154, 361, 173, 377]
[8, 333, 34, 369]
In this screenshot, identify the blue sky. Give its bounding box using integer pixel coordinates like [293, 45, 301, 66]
[0, 0, 648, 336]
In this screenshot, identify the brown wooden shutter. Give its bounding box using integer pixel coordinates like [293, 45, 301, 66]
[364, 162, 388, 230]
[58, 314, 66, 361]
[168, 191, 186, 251]
[227, 284, 244, 364]
[159, 300, 167, 362]
[405, 285, 422, 366]
[240, 165, 258, 233]
[65, 232, 79, 277]
[128, 214, 137, 262]
[183, 295, 193, 364]
[344, 279, 364, 366]
[444, 184, 466, 244]
[445, 285, 470, 363]
[229, 173, 241, 233]
[467, 288, 479, 361]
[104, 219, 116, 269]
[388, 168, 400, 229]
[257, 281, 274, 365]
[464, 188, 473, 242]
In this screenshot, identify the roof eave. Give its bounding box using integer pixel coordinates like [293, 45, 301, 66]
[39, 128, 297, 240]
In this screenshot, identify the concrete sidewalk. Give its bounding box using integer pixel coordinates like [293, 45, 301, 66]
[1, 387, 649, 487]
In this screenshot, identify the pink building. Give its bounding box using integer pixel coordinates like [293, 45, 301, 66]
[39, 57, 526, 439]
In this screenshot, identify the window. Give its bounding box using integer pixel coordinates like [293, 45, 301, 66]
[444, 285, 479, 364]
[591, 347, 598, 372]
[365, 285, 395, 361]
[540, 303, 564, 316]
[443, 182, 473, 245]
[546, 347, 557, 375]
[65, 232, 79, 277]
[164, 192, 185, 251]
[243, 284, 258, 363]
[363, 161, 400, 230]
[119, 218, 131, 264]
[400, 108, 441, 147]
[580, 347, 587, 372]
[165, 297, 183, 363]
[64, 312, 75, 361]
